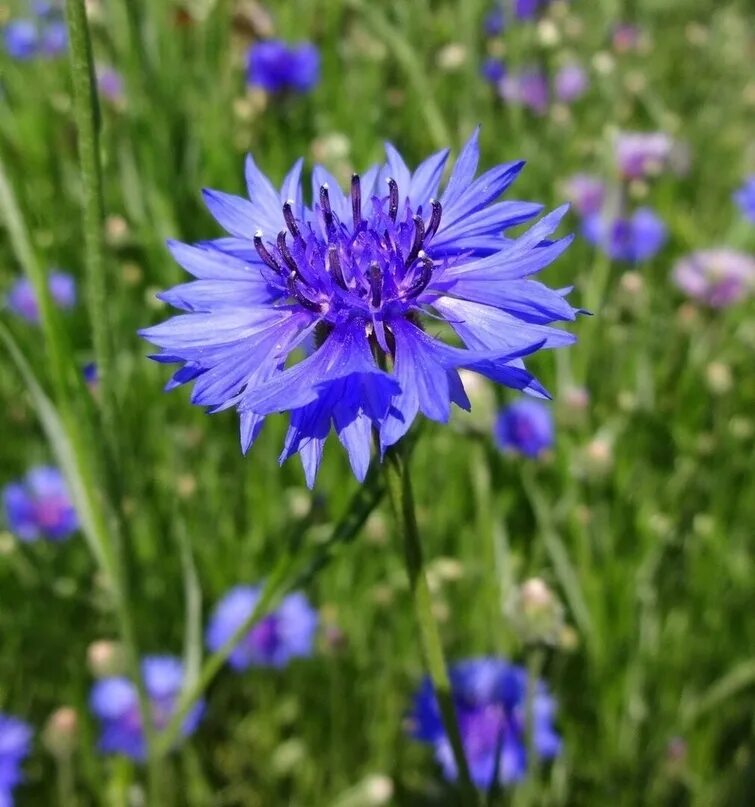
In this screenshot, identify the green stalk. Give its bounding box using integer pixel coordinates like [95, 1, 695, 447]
[384, 447, 479, 806]
[64, 0, 117, 445]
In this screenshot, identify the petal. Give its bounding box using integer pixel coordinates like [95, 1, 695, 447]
[202, 189, 257, 239]
[408, 147, 450, 208]
[440, 127, 481, 210]
[167, 240, 264, 280]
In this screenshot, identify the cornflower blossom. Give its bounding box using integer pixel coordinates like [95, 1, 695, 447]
[90, 656, 205, 761]
[672, 248, 755, 308]
[500, 69, 549, 114]
[5, 272, 76, 323]
[562, 174, 606, 217]
[247, 40, 320, 93]
[483, 6, 505, 37]
[554, 63, 588, 103]
[409, 657, 561, 788]
[481, 57, 506, 84]
[97, 66, 125, 105]
[0, 714, 32, 807]
[140, 129, 578, 487]
[614, 132, 675, 180]
[2, 466, 78, 542]
[733, 176, 755, 223]
[2, 2, 67, 60]
[582, 207, 666, 262]
[206, 585, 318, 671]
[494, 398, 554, 458]
[612, 23, 642, 53]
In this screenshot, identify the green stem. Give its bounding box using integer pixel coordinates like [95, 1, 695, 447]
[64, 0, 117, 446]
[517, 646, 546, 807]
[384, 447, 479, 806]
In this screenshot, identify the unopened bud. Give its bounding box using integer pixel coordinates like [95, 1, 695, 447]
[43, 707, 78, 758]
[507, 577, 564, 645]
[87, 639, 125, 678]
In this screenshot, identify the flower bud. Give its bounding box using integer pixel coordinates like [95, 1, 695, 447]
[42, 707, 78, 758]
[507, 577, 564, 645]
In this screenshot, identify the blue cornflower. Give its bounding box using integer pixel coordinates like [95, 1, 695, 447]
[582, 207, 666, 262]
[734, 176, 755, 223]
[2, 466, 78, 542]
[614, 132, 676, 180]
[409, 657, 561, 788]
[495, 398, 554, 458]
[514, 0, 558, 20]
[481, 57, 506, 85]
[206, 585, 318, 671]
[3, 2, 66, 60]
[140, 129, 577, 487]
[90, 656, 204, 761]
[673, 248, 755, 308]
[554, 62, 588, 103]
[247, 40, 320, 93]
[483, 6, 505, 37]
[5, 271, 76, 323]
[0, 713, 32, 807]
[562, 174, 606, 217]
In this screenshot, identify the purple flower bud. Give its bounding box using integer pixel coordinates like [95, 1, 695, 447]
[2, 466, 78, 543]
[673, 248, 755, 308]
[554, 62, 588, 103]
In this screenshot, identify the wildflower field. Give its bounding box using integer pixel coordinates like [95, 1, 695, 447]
[1, 0, 754, 805]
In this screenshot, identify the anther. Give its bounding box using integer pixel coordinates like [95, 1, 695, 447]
[405, 251, 434, 298]
[286, 275, 322, 314]
[405, 215, 426, 266]
[319, 184, 334, 233]
[282, 201, 302, 242]
[327, 245, 347, 289]
[368, 262, 383, 309]
[426, 199, 443, 239]
[351, 174, 362, 229]
[254, 231, 282, 273]
[387, 178, 399, 222]
[277, 231, 299, 274]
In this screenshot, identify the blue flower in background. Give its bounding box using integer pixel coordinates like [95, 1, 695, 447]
[5, 271, 76, 323]
[562, 174, 606, 217]
[582, 207, 666, 262]
[2, 466, 78, 543]
[206, 585, 318, 671]
[734, 175, 755, 223]
[3, 2, 67, 60]
[614, 132, 675, 180]
[140, 129, 577, 486]
[554, 63, 588, 103]
[0, 713, 32, 807]
[481, 57, 506, 84]
[495, 398, 554, 458]
[247, 40, 320, 93]
[500, 69, 550, 114]
[409, 657, 561, 788]
[483, 6, 505, 37]
[90, 656, 204, 761]
[673, 248, 755, 308]
[3, 20, 39, 60]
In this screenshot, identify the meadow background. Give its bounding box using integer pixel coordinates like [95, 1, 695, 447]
[1, 0, 755, 804]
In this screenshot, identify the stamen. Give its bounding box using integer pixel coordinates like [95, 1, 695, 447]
[327, 245, 347, 289]
[319, 183, 334, 233]
[405, 251, 434, 298]
[405, 215, 426, 266]
[351, 174, 362, 229]
[254, 231, 282, 273]
[277, 231, 299, 274]
[368, 262, 383, 308]
[282, 201, 302, 242]
[387, 178, 399, 222]
[426, 199, 443, 239]
[287, 275, 322, 314]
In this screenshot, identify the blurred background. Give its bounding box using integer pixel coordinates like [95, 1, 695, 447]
[1, 0, 754, 804]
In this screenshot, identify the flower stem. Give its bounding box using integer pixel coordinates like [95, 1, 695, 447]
[383, 447, 479, 805]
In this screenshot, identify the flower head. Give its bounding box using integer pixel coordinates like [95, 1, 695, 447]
[481, 57, 506, 84]
[495, 398, 554, 458]
[554, 62, 588, 103]
[408, 657, 561, 788]
[614, 132, 675, 180]
[483, 6, 505, 37]
[500, 69, 549, 114]
[734, 176, 755, 223]
[562, 174, 606, 217]
[2, 3, 66, 60]
[2, 466, 78, 542]
[90, 656, 204, 761]
[206, 585, 318, 671]
[672, 248, 755, 308]
[5, 272, 76, 323]
[3, 20, 39, 60]
[140, 130, 577, 487]
[0, 713, 32, 806]
[97, 66, 125, 106]
[582, 207, 666, 262]
[247, 40, 320, 93]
